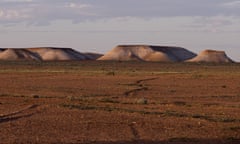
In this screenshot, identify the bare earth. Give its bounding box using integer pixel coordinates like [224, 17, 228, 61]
[0, 61, 240, 144]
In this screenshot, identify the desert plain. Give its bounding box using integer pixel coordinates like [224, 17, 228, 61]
[0, 61, 240, 144]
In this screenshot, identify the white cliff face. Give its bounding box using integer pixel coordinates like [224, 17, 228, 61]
[187, 50, 234, 63]
[0, 47, 101, 61]
[98, 45, 197, 62]
[27, 48, 87, 61]
[0, 49, 41, 61]
[0, 46, 235, 63]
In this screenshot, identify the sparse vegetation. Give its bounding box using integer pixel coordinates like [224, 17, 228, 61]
[99, 98, 120, 104]
[225, 126, 240, 131]
[222, 85, 227, 88]
[32, 94, 40, 98]
[67, 95, 75, 101]
[0, 61, 240, 143]
[135, 98, 148, 105]
[169, 137, 199, 142]
[192, 74, 203, 79]
[106, 71, 115, 76]
[172, 101, 187, 106]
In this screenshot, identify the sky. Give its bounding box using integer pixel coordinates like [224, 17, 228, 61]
[0, 0, 239, 61]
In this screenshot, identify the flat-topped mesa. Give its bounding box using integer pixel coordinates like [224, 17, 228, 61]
[187, 49, 234, 63]
[98, 45, 197, 62]
[0, 47, 101, 61]
[0, 48, 41, 61]
[27, 47, 89, 61]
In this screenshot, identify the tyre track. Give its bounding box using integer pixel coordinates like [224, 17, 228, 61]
[129, 122, 140, 141]
[124, 77, 158, 96]
[0, 104, 40, 123]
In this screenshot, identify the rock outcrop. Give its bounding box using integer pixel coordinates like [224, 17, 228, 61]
[0, 49, 41, 61]
[98, 45, 197, 62]
[0, 47, 101, 61]
[187, 50, 234, 63]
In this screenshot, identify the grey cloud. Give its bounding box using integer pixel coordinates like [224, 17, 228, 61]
[0, 0, 96, 25]
[0, 0, 240, 25]
[91, 0, 239, 17]
[184, 16, 238, 33]
[221, 1, 240, 8]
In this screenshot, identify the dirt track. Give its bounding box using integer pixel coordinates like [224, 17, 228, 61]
[0, 61, 240, 144]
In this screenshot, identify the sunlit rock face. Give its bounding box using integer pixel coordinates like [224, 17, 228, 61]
[187, 50, 234, 63]
[0, 47, 101, 61]
[98, 45, 197, 62]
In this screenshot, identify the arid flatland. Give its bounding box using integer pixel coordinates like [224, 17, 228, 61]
[0, 61, 240, 144]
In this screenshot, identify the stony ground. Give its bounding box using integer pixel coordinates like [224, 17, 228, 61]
[0, 61, 240, 144]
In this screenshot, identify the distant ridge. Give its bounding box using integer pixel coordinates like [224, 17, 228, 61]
[0, 46, 236, 62]
[0, 47, 102, 61]
[98, 45, 197, 62]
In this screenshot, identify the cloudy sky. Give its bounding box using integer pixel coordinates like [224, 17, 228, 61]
[0, 0, 239, 61]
